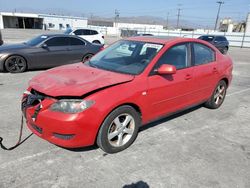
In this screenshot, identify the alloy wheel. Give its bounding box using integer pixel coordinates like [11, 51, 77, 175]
[107, 113, 135, 147]
[5, 56, 26, 73]
[214, 84, 226, 106]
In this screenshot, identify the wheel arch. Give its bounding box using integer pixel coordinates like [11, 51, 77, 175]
[4, 54, 28, 71]
[94, 102, 142, 144]
[220, 77, 229, 88]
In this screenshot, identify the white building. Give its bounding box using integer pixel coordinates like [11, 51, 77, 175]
[0, 12, 88, 30]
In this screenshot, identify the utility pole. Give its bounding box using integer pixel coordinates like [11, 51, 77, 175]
[214, 1, 224, 31]
[166, 12, 169, 29]
[176, 4, 182, 29]
[114, 9, 120, 27]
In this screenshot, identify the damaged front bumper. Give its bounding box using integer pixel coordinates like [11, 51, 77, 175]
[22, 89, 101, 148]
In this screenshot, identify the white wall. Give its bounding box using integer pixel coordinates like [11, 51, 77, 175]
[41, 16, 87, 30]
[0, 15, 3, 29]
[116, 23, 164, 30]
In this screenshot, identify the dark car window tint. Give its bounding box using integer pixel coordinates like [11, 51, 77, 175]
[73, 29, 83, 35]
[91, 30, 98, 35]
[156, 44, 188, 70]
[216, 36, 227, 41]
[193, 43, 215, 65]
[45, 37, 69, 47]
[69, 38, 85, 45]
[82, 29, 91, 35]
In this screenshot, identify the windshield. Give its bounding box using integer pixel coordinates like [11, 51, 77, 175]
[64, 28, 73, 34]
[25, 35, 49, 46]
[88, 40, 163, 75]
[199, 36, 214, 42]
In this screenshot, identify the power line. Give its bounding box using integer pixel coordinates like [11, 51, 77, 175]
[214, 1, 224, 31]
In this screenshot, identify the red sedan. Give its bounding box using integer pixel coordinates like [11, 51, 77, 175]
[22, 37, 233, 153]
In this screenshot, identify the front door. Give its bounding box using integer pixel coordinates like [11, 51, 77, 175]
[146, 43, 196, 121]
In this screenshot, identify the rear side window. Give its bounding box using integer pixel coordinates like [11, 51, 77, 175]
[193, 43, 215, 65]
[91, 30, 98, 35]
[82, 29, 92, 35]
[45, 37, 69, 46]
[215, 36, 227, 42]
[69, 38, 85, 45]
[156, 44, 189, 70]
[73, 29, 83, 35]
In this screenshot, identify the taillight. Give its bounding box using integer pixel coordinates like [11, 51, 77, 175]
[100, 46, 105, 51]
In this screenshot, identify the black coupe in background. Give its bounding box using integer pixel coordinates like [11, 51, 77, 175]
[0, 34, 103, 73]
[198, 35, 229, 54]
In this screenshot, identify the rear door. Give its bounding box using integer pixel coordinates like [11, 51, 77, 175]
[146, 43, 197, 120]
[66, 37, 88, 64]
[191, 42, 219, 103]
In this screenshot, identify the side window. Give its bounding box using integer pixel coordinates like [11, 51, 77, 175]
[91, 30, 98, 35]
[69, 38, 85, 46]
[45, 37, 69, 47]
[156, 44, 188, 70]
[73, 29, 83, 35]
[193, 43, 215, 65]
[82, 29, 91, 35]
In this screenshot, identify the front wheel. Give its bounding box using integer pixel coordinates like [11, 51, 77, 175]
[205, 80, 227, 109]
[97, 105, 140, 153]
[5, 55, 27, 73]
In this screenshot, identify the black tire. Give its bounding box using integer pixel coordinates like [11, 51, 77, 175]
[97, 105, 140, 153]
[82, 53, 93, 62]
[5, 55, 27, 73]
[205, 80, 227, 109]
[92, 40, 101, 44]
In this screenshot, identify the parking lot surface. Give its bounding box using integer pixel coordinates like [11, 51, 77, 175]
[0, 46, 250, 188]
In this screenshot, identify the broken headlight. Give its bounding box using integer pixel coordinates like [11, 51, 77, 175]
[50, 99, 94, 113]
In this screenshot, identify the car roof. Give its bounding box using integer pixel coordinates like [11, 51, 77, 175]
[126, 36, 201, 45]
[39, 34, 78, 37]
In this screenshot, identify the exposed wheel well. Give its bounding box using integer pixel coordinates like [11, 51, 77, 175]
[92, 40, 101, 44]
[221, 78, 229, 88]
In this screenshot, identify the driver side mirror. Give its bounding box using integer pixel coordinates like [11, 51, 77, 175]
[41, 43, 48, 49]
[156, 64, 176, 75]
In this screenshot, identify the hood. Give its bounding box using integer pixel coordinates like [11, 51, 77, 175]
[29, 63, 134, 97]
[0, 43, 30, 52]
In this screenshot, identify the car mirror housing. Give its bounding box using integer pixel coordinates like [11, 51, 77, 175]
[41, 43, 48, 49]
[157, 64, 177, 75]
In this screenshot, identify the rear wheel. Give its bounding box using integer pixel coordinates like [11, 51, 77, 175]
[205, 80, 227, 109]
[221, 46, 228, 54]
[82, 53, 93, 62]
[92, 40, 101, 44]
[5, 55, 27, 73]
[97, 105, 140, 153]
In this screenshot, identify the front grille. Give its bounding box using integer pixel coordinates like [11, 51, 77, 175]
[31, 124, 43, 134]
[53, 133, 75, 140]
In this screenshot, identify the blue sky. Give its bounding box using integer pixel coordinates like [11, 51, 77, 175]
[0, 0, 249, 27]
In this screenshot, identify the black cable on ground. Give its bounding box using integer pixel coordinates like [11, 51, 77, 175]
[0, 115, 26, 150]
